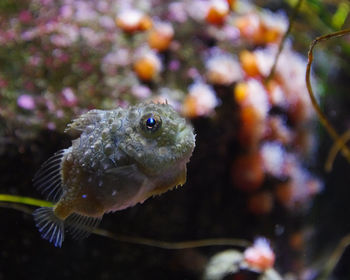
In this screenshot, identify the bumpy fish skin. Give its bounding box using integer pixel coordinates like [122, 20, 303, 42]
[33, 103, 195, 247]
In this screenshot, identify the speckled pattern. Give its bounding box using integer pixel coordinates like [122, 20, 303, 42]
[33, 102, 195, 246]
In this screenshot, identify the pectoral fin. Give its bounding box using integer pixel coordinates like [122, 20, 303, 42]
[33, 149, 66, 202]
[65, 213, 101, 240]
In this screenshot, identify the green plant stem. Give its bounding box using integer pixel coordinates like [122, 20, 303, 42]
[0, 194, 250, 250]
[306, 28, 350, 166]
[319, 233, 350, 280]
[0, 194, 54, 207]
[266, 0, 304, 81]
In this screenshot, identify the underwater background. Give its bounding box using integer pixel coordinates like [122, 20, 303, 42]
[1, 0, 350, 279]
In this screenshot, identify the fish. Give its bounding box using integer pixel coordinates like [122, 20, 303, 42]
[32, 102, 196, 247]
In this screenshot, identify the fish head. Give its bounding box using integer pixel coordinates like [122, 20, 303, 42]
[120, 102, 195, 175]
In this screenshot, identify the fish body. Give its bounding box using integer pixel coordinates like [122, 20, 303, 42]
[33, 103, 195, 247]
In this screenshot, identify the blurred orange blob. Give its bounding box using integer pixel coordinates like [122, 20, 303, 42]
[247, 191, 273, 215]
[116, 9, 152, 33]
[182, 82, 219, 118]
[240, 50, 260, 77]
[182, 96, 198, 118]
[148, 22, 174, 51]
[226, 0, 236, 9]
[288, 98, 311, 126]
[275, 182, 293, 206]
[133, 53, 161, 81]
[234, 82, 248, 103]
[206, 0, 229, 25]
[289, 231, 304, 251]
[264, 28, 281, 44]
[234, 80, 270, 147]
[238, 106, 262, 147]
[231, 153, 264, 192]
[235, 13, 285, 45]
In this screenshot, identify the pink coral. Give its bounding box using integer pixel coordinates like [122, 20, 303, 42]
[17, 94, 36, 110]
[243, 238, 275, 271]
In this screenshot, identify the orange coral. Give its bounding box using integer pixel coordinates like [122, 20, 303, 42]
[235, 12, 286, 45]
[205, 0, 229, 25]
[133, 53, 161, 81]
[148, 22, 174, 51]
[116, 9, 152, 33]
[239, 50, 260, 77]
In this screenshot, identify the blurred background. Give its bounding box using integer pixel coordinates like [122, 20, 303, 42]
[1, 0, 350, 279]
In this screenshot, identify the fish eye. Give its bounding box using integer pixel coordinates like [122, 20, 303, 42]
[146, 117, 156, 128]
[140, 113, 162, 133]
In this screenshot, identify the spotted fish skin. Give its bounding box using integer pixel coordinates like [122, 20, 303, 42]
[33, 103, 195, 247]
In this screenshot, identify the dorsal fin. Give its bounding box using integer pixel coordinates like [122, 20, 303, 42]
[65, 213, 101, 240]
[33, 149, 66, 202]
[64, 109, 105, 138]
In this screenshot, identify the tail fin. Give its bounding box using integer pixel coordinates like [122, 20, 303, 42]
[33, 207, 64, 248]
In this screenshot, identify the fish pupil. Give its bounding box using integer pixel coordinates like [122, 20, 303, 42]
[146, 117, 156, 129]
[140, 113, 162, 133]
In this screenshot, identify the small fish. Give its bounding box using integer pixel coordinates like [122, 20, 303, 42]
[33, 103, 195, 247]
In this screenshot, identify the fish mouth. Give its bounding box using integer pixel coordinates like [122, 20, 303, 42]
[177, 122, 190, 139]
[176, 123, 196, 155]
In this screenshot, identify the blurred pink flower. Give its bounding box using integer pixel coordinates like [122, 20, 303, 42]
[222, 25, 240, 41]
[131, 85, 151, 99]
[281, 155, 323, 208]
[168, 2, 187, 22]
[56, 109, 64, 118]
[75, 1, 97, 22]
[61, 87, 78, 107]
[260, 142, 286, 178]
[205, 53, 242, 85]
[97, 1, 109, 13]
[116, 9, 144, 30]
[17, 94, 36, 110]
[80, 27, 102, 46]
[50, 34, 71, 47]
[40, 0, 53, 6]
[19, 11, 33, 23]
[185, 82, 219, 117]
[169, 60, 180, 71]
[187, 67, 200, 79]
[60, 5, 73, 20]
[45, 98, 55, 111]
[21, 30, 37, 41]
[113, 49, 131, 66]
[99, 15, 115, 29]
[47, 122, 56, 130]
[186, 0, 210, 21]
[243, 237, 275, 271]
[28, 55, 42, 66]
